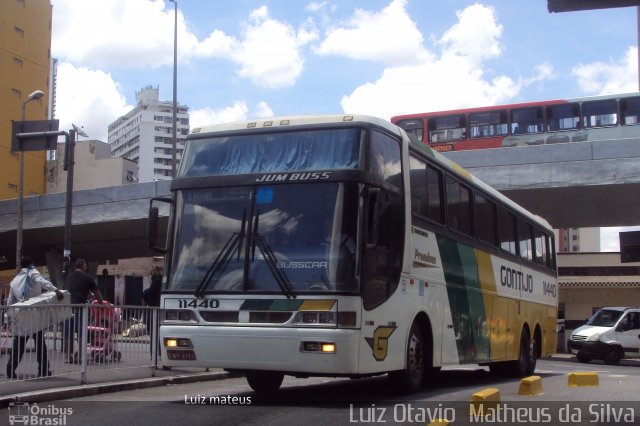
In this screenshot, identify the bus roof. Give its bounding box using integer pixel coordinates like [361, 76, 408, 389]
[190, 114, 403, 138]
[391, 91, 640, 122]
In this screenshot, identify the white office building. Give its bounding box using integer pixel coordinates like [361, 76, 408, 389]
[108, 86, 189, 182]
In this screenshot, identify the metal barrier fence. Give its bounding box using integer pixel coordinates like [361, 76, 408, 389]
[1, 303, 161, 384]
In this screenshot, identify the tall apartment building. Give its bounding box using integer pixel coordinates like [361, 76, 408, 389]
[557, 227, 600, 253]
[108, 86, 189, 182]
[0, 0, 53, 200]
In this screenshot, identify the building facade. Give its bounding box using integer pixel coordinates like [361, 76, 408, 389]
[46, 139, 139, 193]
[108, 86, 189, 183]
[556, 227, 600, 253]
[558, 252, 640, 330]
[0, 0, 53, 201]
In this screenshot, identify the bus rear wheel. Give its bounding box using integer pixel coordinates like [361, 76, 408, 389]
[246, 371, 284, 393]
[388, 322, 425, 394]
[490, 329, 532, 377]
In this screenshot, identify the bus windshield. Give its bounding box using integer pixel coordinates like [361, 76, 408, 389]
[180, 128, 362, 177]
[169, 182, 359, 294]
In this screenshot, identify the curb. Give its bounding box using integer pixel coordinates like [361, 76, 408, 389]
[0, 371, 240, 408]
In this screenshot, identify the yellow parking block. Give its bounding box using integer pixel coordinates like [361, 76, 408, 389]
[469, 387, 501, 415]
[519, 375, 543, 396]
[567, 371, 599, 387]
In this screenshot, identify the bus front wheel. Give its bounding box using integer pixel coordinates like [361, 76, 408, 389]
[388, 322, 425, 394]
[246, 371, 284, 393]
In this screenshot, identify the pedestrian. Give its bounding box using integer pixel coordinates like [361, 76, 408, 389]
[65, 258, 103, 363]
[6, 256, 63, 378]
[142, 270, 162, 361]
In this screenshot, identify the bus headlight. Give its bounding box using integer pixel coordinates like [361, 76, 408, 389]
[293, 311, 357, 327]
[164, 337, 193, 348]
[294, 311, 336, 326]
[164, 310, 196, 322]
[301, 341, 336, 353]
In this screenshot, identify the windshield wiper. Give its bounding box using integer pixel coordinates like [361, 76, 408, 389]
[252, 232, 296, 299]
[195, 211, 246, 297]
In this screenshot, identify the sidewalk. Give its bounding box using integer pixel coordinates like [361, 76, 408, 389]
[0, 366, 237, 408]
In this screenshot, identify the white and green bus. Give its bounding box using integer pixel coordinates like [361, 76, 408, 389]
[148, 114, 558, 393]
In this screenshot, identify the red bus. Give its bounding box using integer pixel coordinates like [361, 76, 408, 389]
[391, 92, 640, 152]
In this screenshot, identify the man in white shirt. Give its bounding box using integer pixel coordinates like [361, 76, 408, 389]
[6, 257, 63, 379]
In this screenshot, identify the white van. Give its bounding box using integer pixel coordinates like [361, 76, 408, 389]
[569, 307, 640, 365]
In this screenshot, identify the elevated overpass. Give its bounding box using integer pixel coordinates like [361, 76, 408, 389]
[445, 137, 640, 229]
[0, 137, 639, 273]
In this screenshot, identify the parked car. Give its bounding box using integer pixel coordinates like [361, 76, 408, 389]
[568, 307, 640, 364]
[122, 318, 147, 337]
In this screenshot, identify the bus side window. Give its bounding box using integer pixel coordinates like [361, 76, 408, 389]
[363, 190, 404, 310]
[475, 193, 497, 246]
[517, 220, 533, 262]
[620, 96, 640, 125]
[498, 206, 517, 255]
[446, 176, 473, 236]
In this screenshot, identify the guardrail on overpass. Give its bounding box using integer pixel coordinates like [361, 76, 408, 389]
[0, 180, 170, 272]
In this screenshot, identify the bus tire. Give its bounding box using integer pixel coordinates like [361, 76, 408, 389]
[526, 335, 538, 376]
[388, 322, 425, 394]
[496, 329, 532, 377]
[246, 371, 284, 393]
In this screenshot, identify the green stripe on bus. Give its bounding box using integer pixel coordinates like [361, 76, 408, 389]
[437, 235, 490, 363]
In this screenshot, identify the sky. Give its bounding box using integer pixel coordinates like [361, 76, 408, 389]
[49, 0, 639, 251]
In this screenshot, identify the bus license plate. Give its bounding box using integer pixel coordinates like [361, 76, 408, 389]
[167, 350, 196, 361]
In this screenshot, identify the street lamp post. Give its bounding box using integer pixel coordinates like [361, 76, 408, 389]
[169, 0, 178, 178]
[61, 124, 88, 279]
[16, 90, 45, 272]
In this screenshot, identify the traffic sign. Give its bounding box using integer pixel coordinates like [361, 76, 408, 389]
[11, 119, 60, 152]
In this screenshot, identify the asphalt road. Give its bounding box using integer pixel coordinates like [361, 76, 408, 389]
[14, 357, 640, 426]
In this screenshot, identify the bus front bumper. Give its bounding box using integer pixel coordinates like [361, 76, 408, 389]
[160, 325, 361, 375]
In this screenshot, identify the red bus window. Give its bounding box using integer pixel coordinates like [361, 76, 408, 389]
[428, 115, 466, 143]
[546, 103, 580, 131]
[469, 111, 508, 138]
[397, 119, 424, 142]
[511, 107, 544, 134]
[582, 100, 617, 128]
[620, 96, 640, 125]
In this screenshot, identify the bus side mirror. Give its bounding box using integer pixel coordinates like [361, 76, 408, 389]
[148, 197, 172, 253]
[365, 188, 381, 249]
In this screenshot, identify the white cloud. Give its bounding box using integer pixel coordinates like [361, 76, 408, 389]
[189, 101, 274, 128]
[55, 62, 131, 142]
[254, 101, 275, 118]
[230, 6, 318, 88]
[315, 0, 432, 65]
[338, 4, 546, 119]
[439, 3, 502, 66]
[52, 0, 199, 68]
[52, 1, 315, 89]
[572, 46, 638, 95]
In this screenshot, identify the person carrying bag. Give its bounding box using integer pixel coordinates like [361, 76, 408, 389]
[5, 257, 63, 379]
